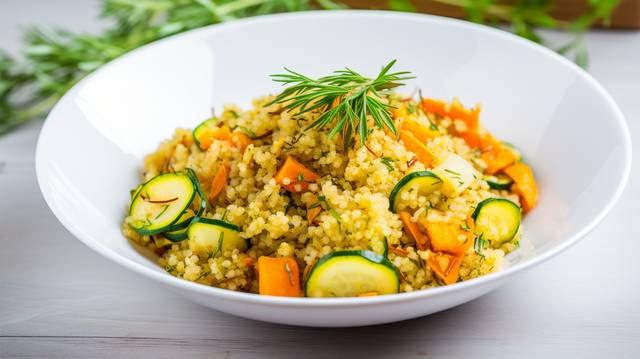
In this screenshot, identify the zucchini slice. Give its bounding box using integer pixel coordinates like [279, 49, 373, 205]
[184, 168, 207, 217]
[484, 174, 514, 190]
[162, 209, 195, 242]
[502, 142, 522, 162]
[129, 173, 196, 235]
[432, 152, 478, 197]
[187, 217, 247, 255]
[389, 171, 442, 212]
[472, 198, 521, 247]
[193, 117, 217, 150]
[305, 250, 399, 297]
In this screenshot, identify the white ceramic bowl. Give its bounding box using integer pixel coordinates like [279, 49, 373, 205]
[36, 11, 631, 327]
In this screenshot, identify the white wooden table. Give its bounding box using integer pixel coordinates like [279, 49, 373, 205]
[1, 1, 639, 358]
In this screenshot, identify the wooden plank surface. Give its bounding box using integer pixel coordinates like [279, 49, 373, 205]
[1, 1, 639, 358]
[346, 0, 640, 28]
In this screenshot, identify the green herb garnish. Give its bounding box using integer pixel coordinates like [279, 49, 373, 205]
[268, 60, 413, 150]
[380, 156, 397, 172]
[474, 234, 486, 257]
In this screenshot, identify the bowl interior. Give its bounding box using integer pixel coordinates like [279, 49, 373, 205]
[37, 12, 630, 296]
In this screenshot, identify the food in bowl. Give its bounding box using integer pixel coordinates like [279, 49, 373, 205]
[122, 61, 538, 298]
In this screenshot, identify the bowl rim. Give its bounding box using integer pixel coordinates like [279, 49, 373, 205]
[36, 10, 632, 307]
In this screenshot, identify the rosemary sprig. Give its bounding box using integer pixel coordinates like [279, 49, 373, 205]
[0, 0, 343, 136]
[269, 60, 413, 150]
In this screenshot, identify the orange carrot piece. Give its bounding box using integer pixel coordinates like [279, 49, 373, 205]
[422, 98, 480, 130]
[242, 257, 254, 267]
[399, 129, 434, 167]
[258, 256, 301, 297]
[392, 103, 409, 120]
[459, 130, 482, 148]
[209, 163, 230, 201]
[482, 146, 517, 175]
[421, 98, 448, 117]
[504, 162, 538, 212]
[199, 125, 232, 150]
[401, 118, 439, 143]
[422, 220, 473, 258]
[389, 246, 409, 257]
[399, 211, 429, 250]
[275, 156, 319, 192]
[449, 101, 480, 130]
[230, 131, 253, 151]
[428, 252, 462, 285]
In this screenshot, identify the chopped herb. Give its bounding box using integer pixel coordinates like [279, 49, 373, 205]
[380, 156, 396, 172]
[418, 89, 438, 131]
[444, 169, 462, 176]
[221, 209, 229, 221]
[329, 208, 342, 224]
[237, 126, 256, 138]
[474, 234, 486, 258]
[460, 222, 471, 232]
[213, 232, 225, 258]
[297, 173, 305, 182]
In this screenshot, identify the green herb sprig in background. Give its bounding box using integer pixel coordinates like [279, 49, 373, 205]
[0, 0, 344, 136]
[0, 0, 622, 136]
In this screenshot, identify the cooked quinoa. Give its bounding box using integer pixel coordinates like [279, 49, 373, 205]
[122, 91, 535, 296]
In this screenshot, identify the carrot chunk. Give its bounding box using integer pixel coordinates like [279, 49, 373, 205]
[421, 98, 448, 118]
[482, 146, 517, 175]
[428, 252, 462, 285]
[230, 131, 253, 151]
[399, 211, 429, 250]
[401, 118, 439, 143]
[258, 256, 301, 297]
[199, 125, 232, 150]
[504, 162, 538, 212]
[209, 163, 230, 201]
[399, 129, 434, 167]
[275, 156, 319, 192]
[422, 220, 474, 258]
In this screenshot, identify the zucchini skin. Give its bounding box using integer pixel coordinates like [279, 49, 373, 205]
[304, 250, 399, 297]
[472, 197, 521, 246]
[163, 227, 189, 242]
[129, 173, 196, 236]
[129, 168, 206, 236]
[190, 216, 240, 231]
[185, 168, 207, 217]
[484, 175, 514, 190]
[388, 171, 442, 212]
[192, 118, 217, 150]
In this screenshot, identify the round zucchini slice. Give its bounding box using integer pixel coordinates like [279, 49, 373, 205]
[502, 142, 522, 162]
[484, 174, 514, 190]
[129, 173, 196, 235]
[305, 250, 399, 297]
[389, 171, 442, 212]
[472, 198, 521, 247]
[193, 117, 217, 150]
[187, 217, 247, 256]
